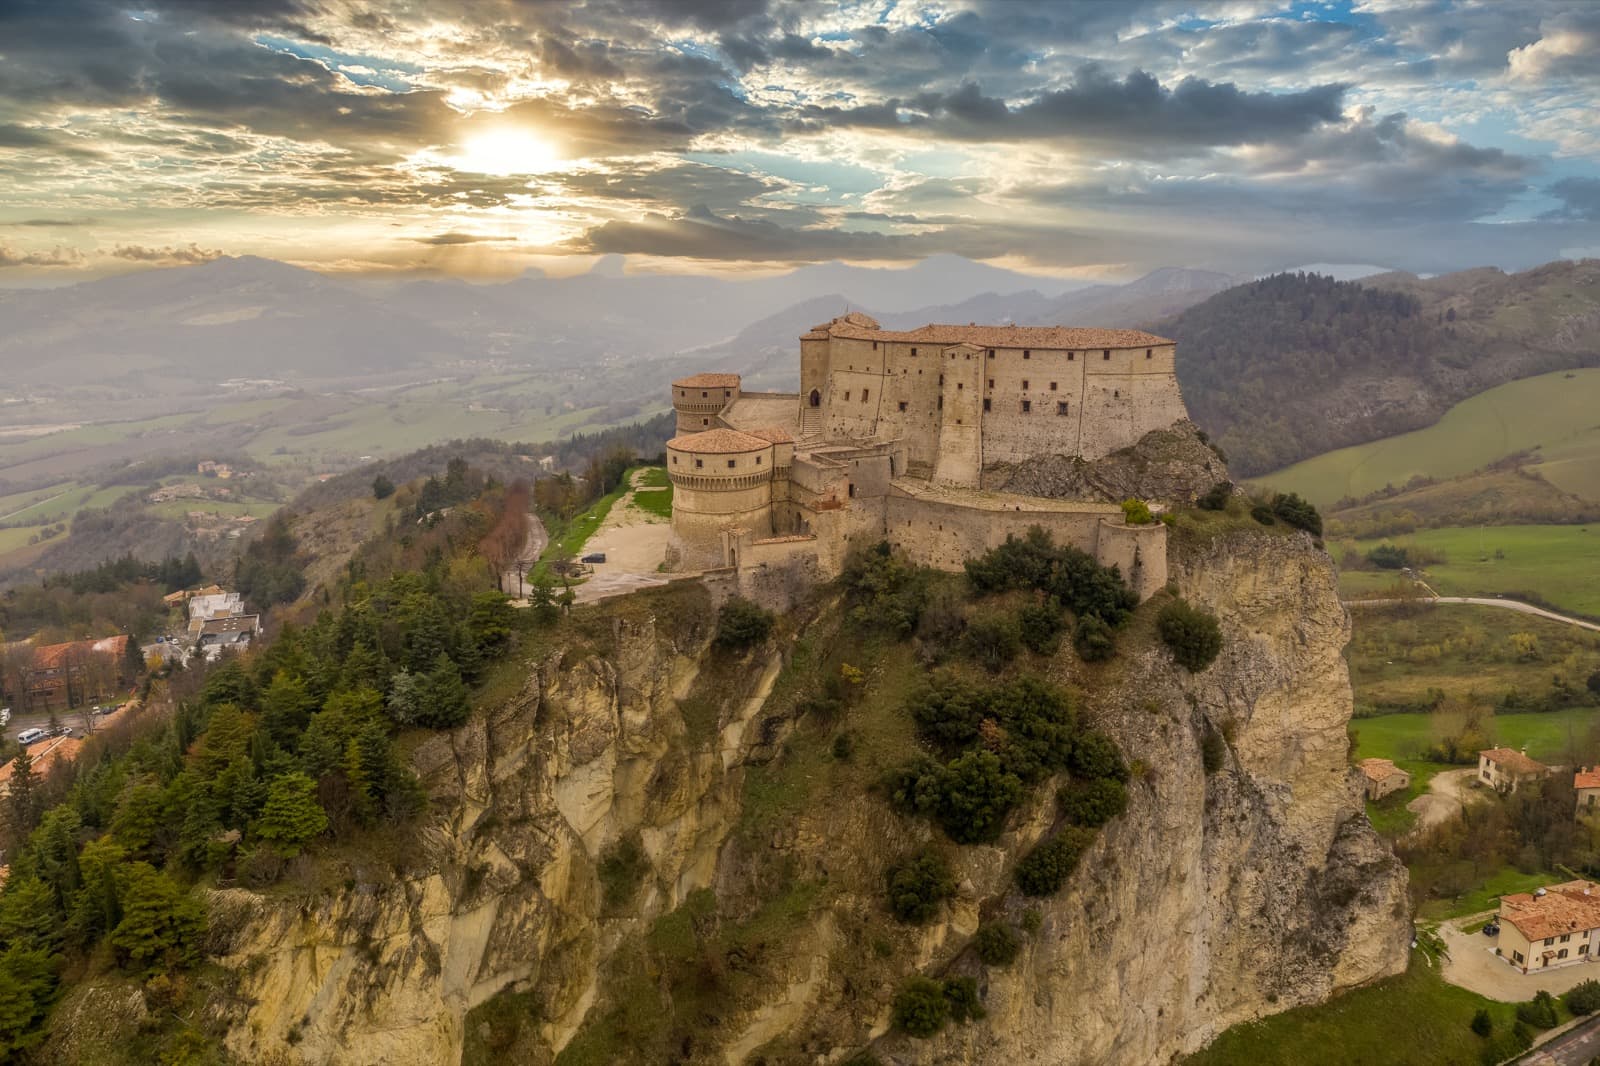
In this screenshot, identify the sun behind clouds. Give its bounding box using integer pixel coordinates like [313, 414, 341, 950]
[450, 128, 561, 176]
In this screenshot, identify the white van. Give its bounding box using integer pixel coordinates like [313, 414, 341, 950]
[16, 727, 45, 746]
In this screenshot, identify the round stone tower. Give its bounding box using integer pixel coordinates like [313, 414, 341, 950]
[671, 373, 741, 435]
[665, 427, 775, 568]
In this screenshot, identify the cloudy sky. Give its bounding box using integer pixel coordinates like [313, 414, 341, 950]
[0, 0, 1596, 282]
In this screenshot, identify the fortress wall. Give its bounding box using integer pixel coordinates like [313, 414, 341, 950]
[1094, 519, 1169, 601]
[1077, 347, 1185, 458]
[879, 343, 949, 470]
[933, 346, 983, 486]
[882, 492, 1106, 573]
[978, 346, 1088, 465]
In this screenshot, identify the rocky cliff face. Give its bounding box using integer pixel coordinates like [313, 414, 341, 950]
[982, 421, 1230, 506]
[193, 530, 1406, 1066]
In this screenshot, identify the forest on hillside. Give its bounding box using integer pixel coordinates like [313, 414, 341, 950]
[1167, 273, 1467, 476]
[1166, 266, 1600, 476]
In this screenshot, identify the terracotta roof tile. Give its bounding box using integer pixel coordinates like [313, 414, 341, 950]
[815, 320, 1174, 349]
[1500, 881, 1600, 942]
[672, 373, 741, 388]
[1481, 747, 1549, 776]
[745, 426, 794, 444]
[1357, 757, 1407, 784]
[1577, 768, 1600, 790]
[667, 429, 773, 454]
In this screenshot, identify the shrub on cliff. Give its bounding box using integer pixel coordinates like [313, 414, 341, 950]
[885, 849, 957, 924]
[892, 976, 950, 1037]
[942, 976, 985, 1022]
[1270, 492, 1323, 536]
[1058, 777, 1128, 828]
[842, 542, 929, 637]
[1018, 598, 1064, 655]
[1121, 498, 1154, 525]
[962, 610, 1022, 673]
[1198, 481, 1233, 511]
[1157, 598, 1223, 672]
[936, 750, 1026, 843]
[965, 527, 1137, 627]
[1073, 615, 1116, 662]
[1015, 827, 1094, 896]
[713, 597, 774, 650]
[974, 921, 1021, 965]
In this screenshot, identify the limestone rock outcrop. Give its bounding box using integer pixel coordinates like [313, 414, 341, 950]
[194, 528, 1406, 1066]
[983, 420, 1230, 505]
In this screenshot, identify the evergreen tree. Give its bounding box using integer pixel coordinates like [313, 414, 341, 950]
[420, 654, 470, 729]
[107, 862, 204, 970]
[386, 670, 423, 726]
[260, 670, 316, 747]
[254, 772, 329, 857]
[6, 748, 40, 840]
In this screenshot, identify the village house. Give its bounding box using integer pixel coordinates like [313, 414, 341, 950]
[1576, 767, 1600, 815]
[197, 614, 260, 659]
[1478, 747, 1551, 793]
[186, 590, 244, 637]
[1497, 881, 1600, 973]
[3, 634, 130, 712]
[1356, 757, 1411, 801]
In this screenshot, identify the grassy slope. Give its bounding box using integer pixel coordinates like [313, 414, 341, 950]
[1184, 954, 1517, 1066]
[1336, 525, 1600, 616]
[1352, 709, 1595, 768]
[1258, 368, 1600, 508]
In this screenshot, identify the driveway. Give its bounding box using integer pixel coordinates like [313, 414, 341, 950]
[1441, 919, 1600, 1001]
[1407, 768, 1486, 836]
[572, 469, 674, 604]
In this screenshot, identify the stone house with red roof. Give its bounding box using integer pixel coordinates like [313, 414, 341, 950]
[1575, 767, 1600, 815]
[1478, 747, 1551, 793]
[1356, 757, 1411, 801]
[1497, 880, 1600, 973]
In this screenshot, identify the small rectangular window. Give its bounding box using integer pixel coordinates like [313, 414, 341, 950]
[702, 390, 709, 397]
[911, 347, 918, 356]
[862, 388, 869, 402]
[1023, 350, 1031, 358]
[671, 455, 678, 464]
[844, 390, 851, 401]
[939, 375, 944, 385]
[1068, 352, 1075, 361]
[983, 398, 991, 412]
[987, 379, 994, 388]
[1146, 348, 1153, 358]
[986, 350, 994, 359]
[956, 383, 962, 390]
[1021, 379, 1029, 390]
[756, 456, 762, 465]
[695, 458, 703, 468]
[937, 396, 943, 409]
[1050, 381, 1057, 391]
[898, 401, 907, 412]
[1103, 349, 1111, 359]
[727, 459, 736, 469]
[1057, 401, 1069, 415]
[1021, 400, 1031, 413]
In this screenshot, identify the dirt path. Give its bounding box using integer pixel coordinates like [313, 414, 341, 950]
[1406, 767, 1485, 836]
[573, 468, 674, 604]
[500, 511, 548, 602]
[1347, 594, 1600, 634]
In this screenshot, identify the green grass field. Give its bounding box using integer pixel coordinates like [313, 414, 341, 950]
[1184, 953, 1519, 1066]
[1337, 524, 1600, 616]
[1258, 368, 1600, 508]
[1352, 707, 1597, 766]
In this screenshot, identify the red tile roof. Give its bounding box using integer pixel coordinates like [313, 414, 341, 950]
[811, 318, 1174, 350]
[1577, 768, 1600, 790]
[672, 373, 741, 388]
[1481, 747, 1549, 776]
[1357, 757, 1407, 784]
[1501, 881, 1600, 942]
[667, 429, 773, 454]
[745, 426, 794, 444]
[30, 634, 128, 670]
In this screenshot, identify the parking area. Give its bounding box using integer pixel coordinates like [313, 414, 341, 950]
[1441, 918, 1600, 1001]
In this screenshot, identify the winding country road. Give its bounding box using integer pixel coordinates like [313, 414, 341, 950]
[1346, 594, 1600, 634]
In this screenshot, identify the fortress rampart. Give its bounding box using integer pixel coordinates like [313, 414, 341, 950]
[665, 312, 1187, 598]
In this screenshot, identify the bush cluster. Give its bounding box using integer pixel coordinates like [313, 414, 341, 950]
[1015, 827, 1095, 896]
[1566, 979, 1600, 1015]
[1057, 777, 1128, 828]
[713, 597, 775, 650]
[1515, 989, 1559, 1029]
[1269, 492, 1323, 536]
[973, 921, 1021, 965]
[965, 528, 1137, 627]
[891, 974, 987, 1038]
[885, 849, 957, 924]
[1157, 597, 1223, 672]
[841, 543, 930, 637]
[1197, 481, 1233, 511]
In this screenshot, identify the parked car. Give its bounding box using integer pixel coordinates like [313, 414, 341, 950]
[582, 552, 607, 564]
[16, 727, 46, 746]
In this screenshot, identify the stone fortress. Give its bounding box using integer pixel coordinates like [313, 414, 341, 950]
[664, 312, 1190, 600]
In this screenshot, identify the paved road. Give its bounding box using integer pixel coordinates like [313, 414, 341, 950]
[1346, 595, 1600, 634]
[1517, 1011, 1600, 1064]
[500, 511, 548, 602]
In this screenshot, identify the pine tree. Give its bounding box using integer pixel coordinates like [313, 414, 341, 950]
[421, 653, 470, 729]
[107, 862, 204, 970]
[254, 772, 329, 857]
[6, 748, 39, 839]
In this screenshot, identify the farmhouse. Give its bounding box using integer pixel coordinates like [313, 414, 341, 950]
[1356, 757, 1411, 801]
[1576, 767, 1600, 815]
[1497, 880, 1600, 973]
[1478, 747, 1551, 794]
[665, 313, 1188, 598]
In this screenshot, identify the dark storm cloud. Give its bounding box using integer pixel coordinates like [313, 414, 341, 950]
[789, 69, 1347, 153]
[1546, 178, 1600, 221]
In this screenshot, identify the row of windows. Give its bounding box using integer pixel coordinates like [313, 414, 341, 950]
[670, 454, 764, 469]
[676, 389, 734, 399]
[874, 344, 1157, 360]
